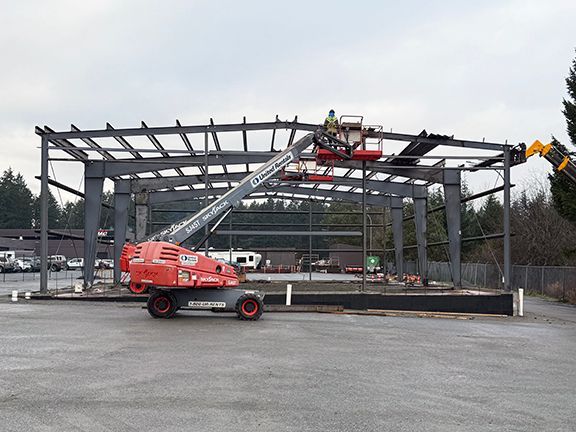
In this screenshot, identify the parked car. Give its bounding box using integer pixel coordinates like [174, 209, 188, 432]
[27, 257, 42, 272]
[66, 258, 111, 271]
[66, 257, 84, 270]
[98, 259, 114, 269]
[48, 255, 67, 272]
[14, 258, 32, 272]
[0, 257, 16, 273]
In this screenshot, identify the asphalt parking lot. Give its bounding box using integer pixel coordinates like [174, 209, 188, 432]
[0, 297, 575, 431]
[0, 269, 83, 295]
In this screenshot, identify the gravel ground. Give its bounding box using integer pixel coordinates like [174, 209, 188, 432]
[0, 297, 574, 431]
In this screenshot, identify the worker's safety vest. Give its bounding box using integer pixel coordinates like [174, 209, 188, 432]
[325, 116, 338, 132]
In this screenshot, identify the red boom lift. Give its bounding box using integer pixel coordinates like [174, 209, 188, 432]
[121, 127, 375, 320]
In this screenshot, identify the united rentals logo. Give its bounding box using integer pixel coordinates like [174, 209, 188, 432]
[251, 152, 294, 187]
[179, 255, 198, 265]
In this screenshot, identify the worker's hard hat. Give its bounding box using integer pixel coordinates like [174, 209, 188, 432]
[329, 109, 335, 114]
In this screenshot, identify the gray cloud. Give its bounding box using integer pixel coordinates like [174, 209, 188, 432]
[0, 0, 574, 199]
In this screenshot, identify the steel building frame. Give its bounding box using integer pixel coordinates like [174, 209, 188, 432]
[36, 118, 513, 293]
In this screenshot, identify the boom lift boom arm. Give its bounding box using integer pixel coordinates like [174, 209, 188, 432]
[526, 140, 576, 184]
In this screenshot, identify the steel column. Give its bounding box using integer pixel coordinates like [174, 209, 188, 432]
[414, 196, 428, 285]
[362, 161, 367, 292]
[503, 147, 511, 291]
[40, 136, 49, 293]
[229, 211, 233, 263]
[204, 132, 209, 255]
[309, 201, 312, 281]
[391, 197, 404, 277]
[134, 192, 149, 241]
[382, 207, 387, 270]
[83, 176, 104, 286]
[443, 169, 462, 288]
[113, 181, 131, 284]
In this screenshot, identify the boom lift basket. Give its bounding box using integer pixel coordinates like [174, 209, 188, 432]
[280, 159, 334, 182]
[317, 115, 383, 161]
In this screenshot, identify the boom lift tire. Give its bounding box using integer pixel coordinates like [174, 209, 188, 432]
[147, 290, 178, 319]
[235, 293, 263, 321]
[129, 281, 149, 294]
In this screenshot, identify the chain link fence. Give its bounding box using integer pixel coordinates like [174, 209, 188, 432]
[426, 261, 576, 303]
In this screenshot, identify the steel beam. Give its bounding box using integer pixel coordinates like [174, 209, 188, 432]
[335, 160, 443, 183]
[70, 124, 116, 160]
[362, 161, 367, 292]
[83, 151, 495, 182]
[365, 129, 507, 152]
[84, 154, 274, 178]
[391, 197, 404, 277]
[387, 232, 509, 251]
[134, 192, 149, 241]
[43, 126, 88, 160]
[83, 176, 104, 286]
[215, 230, 362, 236]
[40, 136, 49, 293]
[40, 120, 319, 140]
[40, 120, 508, 152]
[503, 147, 511, 291]
[113, 181, 131, 284]
[443, 169, 462, 288]
[147, 186, 394, 208]
[414, 196, 428, 284]
[128, 172, 426, 198]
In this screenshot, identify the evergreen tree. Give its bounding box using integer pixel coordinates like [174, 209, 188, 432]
[61, 200, 85, 229]
[460, 180, 481, 256]
[0, 168, 34, 229]
[550, 52, 576, 222]
[476, 194, 503, 235]
[32, 190, 63, 228]
[322, 202, 363, 247]
[426, 188, 449, 262]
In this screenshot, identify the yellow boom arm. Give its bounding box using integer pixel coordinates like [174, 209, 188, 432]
[526, 140, 576, 184]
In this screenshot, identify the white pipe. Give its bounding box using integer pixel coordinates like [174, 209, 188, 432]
[518, 288, 524, 317]
[286, 284, 292, 306]
[11, 290, 18, 302]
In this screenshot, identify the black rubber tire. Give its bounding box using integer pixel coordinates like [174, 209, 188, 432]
[129, 282, 149, 294]
[235, 293, 263, 321]
[147, 291, 178, 319]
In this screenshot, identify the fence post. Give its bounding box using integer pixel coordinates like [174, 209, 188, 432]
[524, 266, 528, 292]
[562, 267, 566, 302]
[541, 267, 544, 295]
[484, 263, 487, 288]
[474, 263, 478, 286]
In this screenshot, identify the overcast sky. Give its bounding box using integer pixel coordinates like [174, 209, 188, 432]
[1, 0, 575, 202]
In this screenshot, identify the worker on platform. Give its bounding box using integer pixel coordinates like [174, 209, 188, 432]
[324, 109, 339, 137]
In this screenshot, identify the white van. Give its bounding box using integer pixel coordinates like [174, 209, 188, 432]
[199, 250, 262, 270]
[0, 251, 16, 260]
